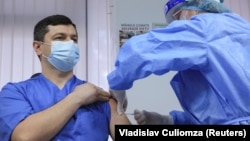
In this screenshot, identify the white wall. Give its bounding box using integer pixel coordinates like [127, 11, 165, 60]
[114, 0, 250, 124]
[224, 0, 250, 21]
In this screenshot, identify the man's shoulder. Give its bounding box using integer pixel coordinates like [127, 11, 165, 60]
[73, 75, 87, 84]
[0, 79, 36, 94]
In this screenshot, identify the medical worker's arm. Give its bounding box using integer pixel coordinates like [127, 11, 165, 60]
[9, 83, 110, 141]
[108, 19, 208, 114]
[109, 98, 131, 140]
[170, 110, 194, 124]
[108, 19, 208, 90]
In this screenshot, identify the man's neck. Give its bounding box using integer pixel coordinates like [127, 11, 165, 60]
[42, 68, 74, 89]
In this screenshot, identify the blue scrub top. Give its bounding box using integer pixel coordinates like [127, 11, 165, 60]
[0, 74, 111, 141]
[107, 13, 250, 124]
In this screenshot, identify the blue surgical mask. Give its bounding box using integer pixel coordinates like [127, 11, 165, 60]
[42, 40, 80, 72]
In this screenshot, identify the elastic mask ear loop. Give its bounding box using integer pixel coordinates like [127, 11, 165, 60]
[42, 54, 49, 59]
[180, 10, 188, 20]
[38, 41, 51, 59]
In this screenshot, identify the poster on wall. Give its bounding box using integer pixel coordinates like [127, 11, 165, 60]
[119, 23, 167, 47]
[119, 23, 150, 47]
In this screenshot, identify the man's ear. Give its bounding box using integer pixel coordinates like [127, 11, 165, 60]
[33, 41, 42, 56]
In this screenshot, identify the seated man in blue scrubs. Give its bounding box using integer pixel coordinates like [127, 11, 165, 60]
[0, 15, 131, 141]
[108, 0, 250, 125]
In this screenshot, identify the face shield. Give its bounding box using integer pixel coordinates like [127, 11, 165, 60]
[164, 0, 186, 24]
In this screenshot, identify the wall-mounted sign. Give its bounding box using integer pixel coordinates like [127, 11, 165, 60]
[119, 23, 150, 47]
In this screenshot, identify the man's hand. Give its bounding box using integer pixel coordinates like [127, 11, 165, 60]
[109, 89, 127, 115]
[72, 83, 111, 106]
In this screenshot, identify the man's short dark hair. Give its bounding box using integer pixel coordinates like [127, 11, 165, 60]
[30, 73, 41, 78]
[33, 15, 77, 42]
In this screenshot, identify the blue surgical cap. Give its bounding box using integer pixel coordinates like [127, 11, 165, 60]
[164, 0, 231, 23]
[180, 0, 231, 13]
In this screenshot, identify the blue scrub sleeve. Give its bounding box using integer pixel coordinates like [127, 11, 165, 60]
[108, 19, 208, 90]
[0, 83, 33, 141]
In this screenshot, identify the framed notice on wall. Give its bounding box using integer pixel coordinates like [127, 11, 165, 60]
[119, 23, 167, 47]
[119, 23, 149, 47]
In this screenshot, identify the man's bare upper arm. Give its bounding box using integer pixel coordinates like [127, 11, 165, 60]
[109, 98, 131, 139]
